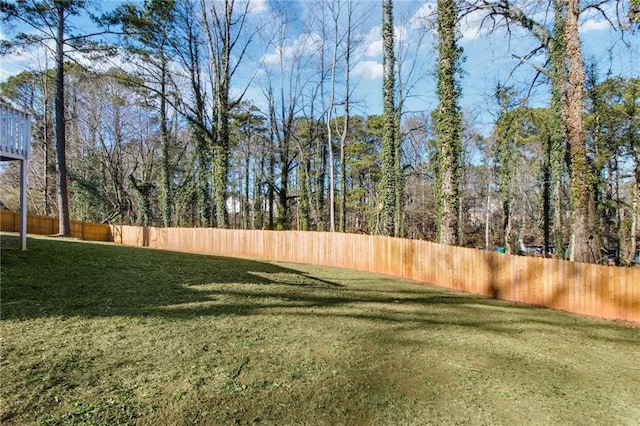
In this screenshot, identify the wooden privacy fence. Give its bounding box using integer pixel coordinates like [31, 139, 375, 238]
[0, 211, 111, 242]
[109, 224, 640, 324]
[2, 211, 637, 324]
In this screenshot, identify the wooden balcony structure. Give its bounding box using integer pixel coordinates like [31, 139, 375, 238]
[0, 103, 31, 250]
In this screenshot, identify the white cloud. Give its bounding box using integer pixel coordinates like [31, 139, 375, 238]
[0, 40, 55, 82]
[580, 2, 617, 34]
[395, 25, 408, 44]
[579, 18, 610, 33]
[248, 0, 269, 14]
[363, 26, 382, 58]
[460, 9, 492, 42]
[352, 60, 383, 80]
[410, 2, 436, 31]
[365, 39, 382, 58]
[410, 2, 489, 41]
[0, 54, 27, 82]
[362, 25, 407, 58]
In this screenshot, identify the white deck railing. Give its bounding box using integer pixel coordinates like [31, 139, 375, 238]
[0, 103, 31, 160]
[0, 103, 31, 250]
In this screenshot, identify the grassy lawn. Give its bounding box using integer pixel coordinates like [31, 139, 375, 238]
[1, 234, 639, 425]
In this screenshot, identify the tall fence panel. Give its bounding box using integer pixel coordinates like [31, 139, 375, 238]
[107, 224, 639, 323]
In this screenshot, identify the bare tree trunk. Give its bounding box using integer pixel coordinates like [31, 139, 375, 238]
[314, 123, 327, 230]
[55, 3, 71, 236]
[41, 67, 53, 217]
[243, 149, 250, 229]
[339, 1, 352, 233]
[324, 0, 341, 233]
[485, 168, 492, 249]
[326, 94, 336, 232]
[542, 135, 552, 256]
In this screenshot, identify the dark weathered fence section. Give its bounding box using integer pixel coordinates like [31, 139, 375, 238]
[109, 224, 639, 324]
[2, 211, 637, 324]
[1, 211, 111, 241]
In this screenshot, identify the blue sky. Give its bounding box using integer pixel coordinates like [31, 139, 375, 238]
[1, 0, 638, 135]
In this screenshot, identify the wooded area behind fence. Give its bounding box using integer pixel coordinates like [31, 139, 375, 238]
[2, 211, 638, 323]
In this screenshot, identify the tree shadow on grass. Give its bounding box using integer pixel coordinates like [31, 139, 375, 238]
[1, 235, 637, 344]
[0, 235, 341, 321]
[0, 235, 524, 322]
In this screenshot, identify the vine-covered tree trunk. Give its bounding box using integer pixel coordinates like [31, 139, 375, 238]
[542, 132, 552, 256]
[495, 87, 517, 253]
[184, 13, 211, 227]
[212, 32, 231, 229]
[213, 110, 229, 228]
[298, 152, 311, 231]
[622, 80, 639, 265]
[381, 0, 396, 237]
[394, 103, 403, 237]
[314, 124, 327, 231]
[435, 0, 462, 245]
[193, 128, 211, 226]
[549, 0, 568, 258]
[159, 56, 172, 228]
[565, 0, 600, 262]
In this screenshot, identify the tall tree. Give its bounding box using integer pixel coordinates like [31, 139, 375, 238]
[174, 0, 212, 226]
[435, 0, 462, 245]
[494, 85, 519, 253]
[393, 4, 431, 237]
[564, 0, 600, 262]
[1, 0, 96, 236]
[460, 0, 612, 262]
[106, 0, 179, 227]
[319, 0, 359, 233]
[337, 0, 354, 233]
[260, 2, 317, 230]
[229, 102, 266, 229]
[324, 0, 339, 233]
[381, 0, 396, 236]
[200, 0, 256, 228]
[549, 0, 568, 258]
[585, 76, 640, 265]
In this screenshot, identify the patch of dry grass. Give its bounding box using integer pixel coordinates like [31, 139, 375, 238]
[1, 234, 639, 425]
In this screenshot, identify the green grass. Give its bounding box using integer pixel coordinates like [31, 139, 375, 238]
[1, 234, 639, 425]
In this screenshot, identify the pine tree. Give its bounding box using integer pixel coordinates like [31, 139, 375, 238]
[1, 0, 94, 236]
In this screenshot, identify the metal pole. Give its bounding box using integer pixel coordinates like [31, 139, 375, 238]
[20, 113, 30, 251]
[20, 158, 27, 250]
